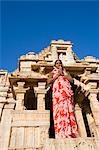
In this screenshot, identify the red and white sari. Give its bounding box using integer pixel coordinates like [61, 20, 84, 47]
[52, 67, 79, 138]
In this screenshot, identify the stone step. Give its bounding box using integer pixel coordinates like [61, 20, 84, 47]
[43, 138, 99, 150]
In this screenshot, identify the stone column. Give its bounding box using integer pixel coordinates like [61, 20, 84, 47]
[34, 82, 47, 111]
[86, 113, 98, 137]
[88, 91, 99, 138]
[0, 103, 4, 121]
[34, 82, 50, 147]
[75, 104, 87, 137]
[0, 104, 14, 150]
[51, 46, 58, 63]
[15, 82, 28, 110]
[66, 46, 75, 64]
[0, 85, 9, 121]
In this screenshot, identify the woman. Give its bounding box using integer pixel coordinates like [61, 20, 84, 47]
[47, 59, 79, 138]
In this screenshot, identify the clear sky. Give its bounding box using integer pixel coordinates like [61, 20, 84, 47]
[1, 1, 99, 72]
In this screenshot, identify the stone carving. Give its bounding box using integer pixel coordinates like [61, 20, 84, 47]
[0, 75, 5, 83]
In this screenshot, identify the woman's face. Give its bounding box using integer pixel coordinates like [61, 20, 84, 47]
[55, 60, 62, 69]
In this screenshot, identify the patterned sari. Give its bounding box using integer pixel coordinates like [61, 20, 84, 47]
[52, 67, 79, 138]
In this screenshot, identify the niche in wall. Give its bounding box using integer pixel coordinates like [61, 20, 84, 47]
[24, 86, 37, 110]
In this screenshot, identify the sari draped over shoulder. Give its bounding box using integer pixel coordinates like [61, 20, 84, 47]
[52, 67, 79, 138]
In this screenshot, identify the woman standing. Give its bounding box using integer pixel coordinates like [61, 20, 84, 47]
[47, 59, 79, 138]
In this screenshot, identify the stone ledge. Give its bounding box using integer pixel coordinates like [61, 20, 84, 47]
[44, 138, 99, 150]
[11, 121, 50, 127]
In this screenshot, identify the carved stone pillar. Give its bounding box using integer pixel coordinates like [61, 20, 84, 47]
[15, 82, 28, 110]
[34, 82, 47, 111]
[66, 46, 75, 64]
[51, 46, 58, 63]
[88, 92, 98, 119]
[88, 91, 99, 138]
[0, 85, 9, 121]
[75, 104, 87, 137]
[34, 82, 50, 146]
[86, 113, 99, 138]
[0, 103, 15, 150]
[0, 103, 4, 121]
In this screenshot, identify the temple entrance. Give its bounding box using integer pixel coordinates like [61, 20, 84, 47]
[24, 86, 37, 110]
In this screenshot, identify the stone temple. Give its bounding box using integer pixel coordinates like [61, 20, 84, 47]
[0, 40, 99, 150]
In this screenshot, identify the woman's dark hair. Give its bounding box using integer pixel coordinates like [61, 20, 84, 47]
[54, 59, 63, 67]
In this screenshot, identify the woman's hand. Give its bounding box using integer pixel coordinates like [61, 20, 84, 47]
[58, 66, 64, 76]
[47, 67, 64, 85]
[54, 70, 60, 79]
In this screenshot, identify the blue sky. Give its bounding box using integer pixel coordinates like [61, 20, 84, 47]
[1, 1, 99, 72]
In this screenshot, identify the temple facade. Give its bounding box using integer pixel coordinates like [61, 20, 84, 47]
[0, 40, 99, 150]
